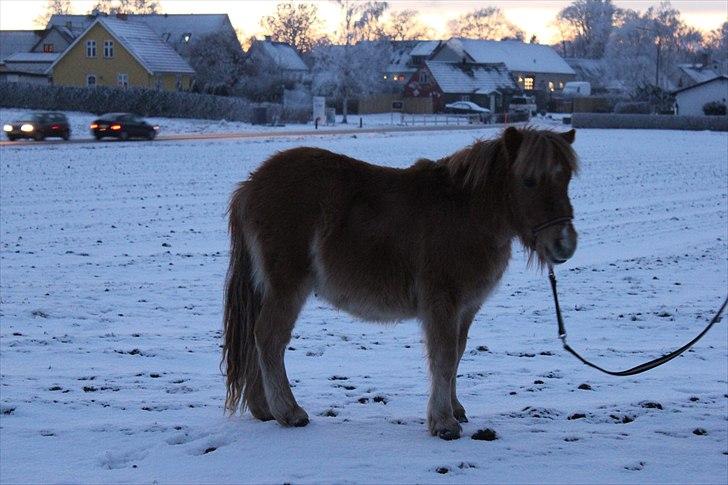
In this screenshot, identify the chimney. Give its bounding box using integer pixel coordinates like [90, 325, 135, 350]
[116, 13, 127, 21]
[264, 35, 272, 42]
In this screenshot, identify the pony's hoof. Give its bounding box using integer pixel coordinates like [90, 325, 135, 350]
[429, 416, 462, 440]
[438, 429, 461, 440]
[277, 406, 309, 427]
[250, 408, 275, 422]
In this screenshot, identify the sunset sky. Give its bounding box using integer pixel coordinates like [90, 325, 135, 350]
[1, 0, 726, 45]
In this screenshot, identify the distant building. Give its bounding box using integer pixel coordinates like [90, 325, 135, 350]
[673, 75, 728, 116]
[48, 16, 194, 91]
[405, 61, 516, 112]
[431, 38, 575, 93]
[246, 37, 309, 83]
[0, 27, 73, 83]
[671, 63, 721, 90]
[385, 40, 441, 85]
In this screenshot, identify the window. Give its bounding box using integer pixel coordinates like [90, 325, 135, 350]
[460, 95, 470, 101]
[117, 73, 128, 87]
[86, 74, 97, 87]
[558, 81, 564, 89]
[548, 81, 555, 92]
[418, 71, 429, 84]
[103, 40, 114, 58]
[524, 76, 534, 90]
[43, 43, 54, 53]
[86, 40, 96, 57]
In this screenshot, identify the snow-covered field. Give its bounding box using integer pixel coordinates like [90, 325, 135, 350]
[0, 126, 726, 484]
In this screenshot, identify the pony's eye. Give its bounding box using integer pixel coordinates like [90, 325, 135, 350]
[523, 177, 537, 188]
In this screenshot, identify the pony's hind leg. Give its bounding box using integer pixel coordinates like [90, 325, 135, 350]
[423, 304, 462, 440]
[255, 289, 309, 427]
[451, 308, 477, 423]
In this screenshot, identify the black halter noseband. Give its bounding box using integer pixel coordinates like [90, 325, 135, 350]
[531, 216, 573, 238]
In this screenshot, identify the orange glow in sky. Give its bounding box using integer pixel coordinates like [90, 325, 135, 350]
[1, 0, 725, 45]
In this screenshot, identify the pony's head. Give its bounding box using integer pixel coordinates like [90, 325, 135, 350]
[502, 126, 578, 266]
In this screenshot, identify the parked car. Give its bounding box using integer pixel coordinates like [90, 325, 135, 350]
[562, 81, 591, 97]
[508, 95, 537, 117]
[90, 113, 159, 141]
[444, 101, 491, 122]
[3, 112, 70, 141]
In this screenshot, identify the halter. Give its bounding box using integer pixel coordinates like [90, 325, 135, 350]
[531, 216, 573, 238]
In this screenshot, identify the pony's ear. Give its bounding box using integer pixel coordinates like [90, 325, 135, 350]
[561, 129, 576, 144]
[503, 126, 522, 162]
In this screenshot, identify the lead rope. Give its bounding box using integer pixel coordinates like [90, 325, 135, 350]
[548, 264, 728, 376]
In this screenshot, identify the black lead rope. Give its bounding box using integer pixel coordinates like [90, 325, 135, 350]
[548, 265, 728, 376]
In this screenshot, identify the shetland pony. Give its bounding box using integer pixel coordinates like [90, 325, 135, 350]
[223, 126, 578, 439]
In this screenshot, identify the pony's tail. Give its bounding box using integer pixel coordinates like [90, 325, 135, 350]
[222, 183, 261, 414]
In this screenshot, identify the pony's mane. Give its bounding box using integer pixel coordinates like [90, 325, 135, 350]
[439, 127, 578, 190]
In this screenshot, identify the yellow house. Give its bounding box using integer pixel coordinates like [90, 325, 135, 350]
[48, 16, 194, 91]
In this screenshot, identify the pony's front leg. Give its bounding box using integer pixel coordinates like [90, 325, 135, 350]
[423, 307, 461, 440]
[452, 308, 477, 423]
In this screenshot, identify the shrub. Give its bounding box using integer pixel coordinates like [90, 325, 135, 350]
[703, 101, 727, 116]
[0, 83, 253, 121]
[614, 101, 651, 114]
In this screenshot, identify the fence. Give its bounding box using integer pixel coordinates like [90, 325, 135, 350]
[0, 82, 253, 121]
[397, 113, 485, 126]
[572, 113, 728, 131]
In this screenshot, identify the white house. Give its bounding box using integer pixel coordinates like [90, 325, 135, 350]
[673, 76, 728, 116]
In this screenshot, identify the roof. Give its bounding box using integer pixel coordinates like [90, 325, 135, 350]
[445, 38, 575, 75]
[4, 52, 59, 63]
[254, 40, 308, 71]
[0, 30, 43, 60]
[677, 64, 721, 85]
[49, 17, 194, 75]
[387, 40, 420, 74]
[410, 40, 440, 57]
[47, 13, 236, 47]
[672, 75, 728, 95]
[424, 60, 515, 94]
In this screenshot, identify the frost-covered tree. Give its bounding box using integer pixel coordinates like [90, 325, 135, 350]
[706, 22, 728, 63]
[261, 3, 322, 53]
[383, 9, 432, 41]
[605, 2, 704, 92]
[89, 0, 160, 14]
[187, 32, 246, 92]
[35, 0, 72, 28]
[556, 0, 617, 58]
[447, 7, 524, 41]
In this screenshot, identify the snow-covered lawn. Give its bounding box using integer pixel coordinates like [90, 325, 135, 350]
[0, 127, 726, 483]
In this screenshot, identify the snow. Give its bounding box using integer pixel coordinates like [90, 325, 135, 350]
[0, 126, 726, 483]
[446, 38, 576, 75]
[425, 60, 515, 94]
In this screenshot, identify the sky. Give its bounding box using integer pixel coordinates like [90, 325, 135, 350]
[0, 0, 726, 44]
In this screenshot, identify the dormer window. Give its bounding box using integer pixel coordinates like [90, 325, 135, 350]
[86, 40, 96, 57]
[43, 43, 54, 52]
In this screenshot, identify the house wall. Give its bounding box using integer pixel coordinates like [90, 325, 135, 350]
[52, 23, 192, 91]
[511, 71, 575, 93]
[675, 79, 728, 116]
[0, 72, 50, 85]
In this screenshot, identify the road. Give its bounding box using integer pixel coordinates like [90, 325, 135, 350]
[0, 122, 500, 147]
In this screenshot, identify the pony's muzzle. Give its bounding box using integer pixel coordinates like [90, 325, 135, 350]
[547, 223, 577, 264]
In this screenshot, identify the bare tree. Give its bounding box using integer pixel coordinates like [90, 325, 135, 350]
[187, 31, 246, 92]
[556, 0, 617, 58]
[89, 0, 160, 14]
[261, 3, 322, 53]
[706, 21, 728, 64]
[35, 0, 72, 28]
[447, 7, 524, 41]
[383, 9, 432, 41]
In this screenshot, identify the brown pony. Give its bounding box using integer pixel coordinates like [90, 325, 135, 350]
[223, 126, 578, 440]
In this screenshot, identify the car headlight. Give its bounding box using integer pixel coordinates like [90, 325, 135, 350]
[2, 124, 12, 132]
[20, 124, 34, 132]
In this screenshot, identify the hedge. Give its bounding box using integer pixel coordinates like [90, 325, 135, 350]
[0, 82, 253, 122]
[572, 113, 728, 131]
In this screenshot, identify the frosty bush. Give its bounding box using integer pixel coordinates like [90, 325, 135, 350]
[573, 113, 728, 131]
[703, 101, 727, 116]
[0, 83, 253, 121]
[614, 101, 651, 114]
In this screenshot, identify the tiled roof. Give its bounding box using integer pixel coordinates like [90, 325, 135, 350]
[425, 61, 515, 94]
[410, 40, 440, 57]
[257, 40, 307, 71]
[0, 30, 42, 60]
[447, 38, 575, 75]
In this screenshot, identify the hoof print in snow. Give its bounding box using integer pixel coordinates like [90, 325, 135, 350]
[688, 396, 699, 402]
[639, 401, 663, 410]
[692, 427, 707, 436]
[1, 405, 16, 415]
[577, 383, 592, 390]
[329, 375, 348, 381]
[624, 461, 645, 471]
[203, 446, 216, 454]
[162, 242, 171, 247]
[471, 428, 497, 441]
[31, 309, 49, 318]
[568, 413, 586, 420]
[533, 380, 545, 385]
[610, 414, 634, 424]
[357, 397, 369, 404]
[83, 386, 97, 392]
[319, 409, 338, 417]
[564, 436, 579, 442]
[48, 385, 62, 391]
[458, 462, 477, 469]
[372, 395, 388, 404]
[435, 467, 449, 474]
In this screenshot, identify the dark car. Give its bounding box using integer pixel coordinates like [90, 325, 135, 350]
[3, 112, 70, 141]
[91, 113, 159, 141]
